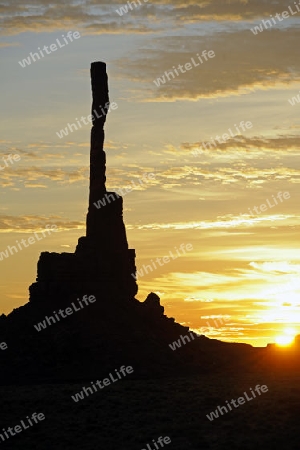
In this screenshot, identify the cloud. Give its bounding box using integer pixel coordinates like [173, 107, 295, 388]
[0, 1, 157, 36]
[0, 214, 84, 233]
[151, 0, 300, 22]
[0, 42, 20, 47]
[0, 166, 89, 188]
[0, 151, 159, 191]
[152, 164, 300, 189]
[249, 261, 300, 274]
[24, 183, 48, 188]
[115, 29, 300, 100]
[0, 140, 158, 189]
[2, 141, 300, 193]
[181, 135, 300, 157]
[128, 214, 295, 230]
[2, 1, 299, 37]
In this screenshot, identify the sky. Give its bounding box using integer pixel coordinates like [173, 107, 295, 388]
[1, 0, 300, 347]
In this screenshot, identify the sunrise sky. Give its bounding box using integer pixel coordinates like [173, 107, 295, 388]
[1, 0, 300, 347]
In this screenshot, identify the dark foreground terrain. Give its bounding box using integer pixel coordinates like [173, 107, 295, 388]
[1, 370, 299, 450]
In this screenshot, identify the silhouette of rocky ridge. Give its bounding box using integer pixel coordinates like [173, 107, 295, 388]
[0, 62, 257, 384]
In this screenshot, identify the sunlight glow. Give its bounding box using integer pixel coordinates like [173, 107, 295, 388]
[275, 328, 296, 346]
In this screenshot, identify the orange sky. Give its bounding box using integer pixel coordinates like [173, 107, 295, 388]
[1, 0, 300, 347]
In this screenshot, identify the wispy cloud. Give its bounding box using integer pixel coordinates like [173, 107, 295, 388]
[0, 215, 84, 233]
[2, 0, 299, 37]
[128, 214, 296, 230]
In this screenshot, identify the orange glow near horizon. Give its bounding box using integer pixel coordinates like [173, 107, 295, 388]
[275, 328, 296, 347]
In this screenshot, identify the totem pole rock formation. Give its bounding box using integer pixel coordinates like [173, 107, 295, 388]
[0, 62, 256, 386]
[29, 62, 138, 302]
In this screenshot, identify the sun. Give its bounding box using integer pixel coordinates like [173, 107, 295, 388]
[275, 328, 296, 346]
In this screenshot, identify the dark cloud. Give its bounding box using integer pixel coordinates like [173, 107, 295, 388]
[3, 0, 300, 36]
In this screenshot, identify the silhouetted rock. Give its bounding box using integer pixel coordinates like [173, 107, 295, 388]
[29, 62, 137, 301]
[143, 292, 165, 316]
[0, 62, 258, 385]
